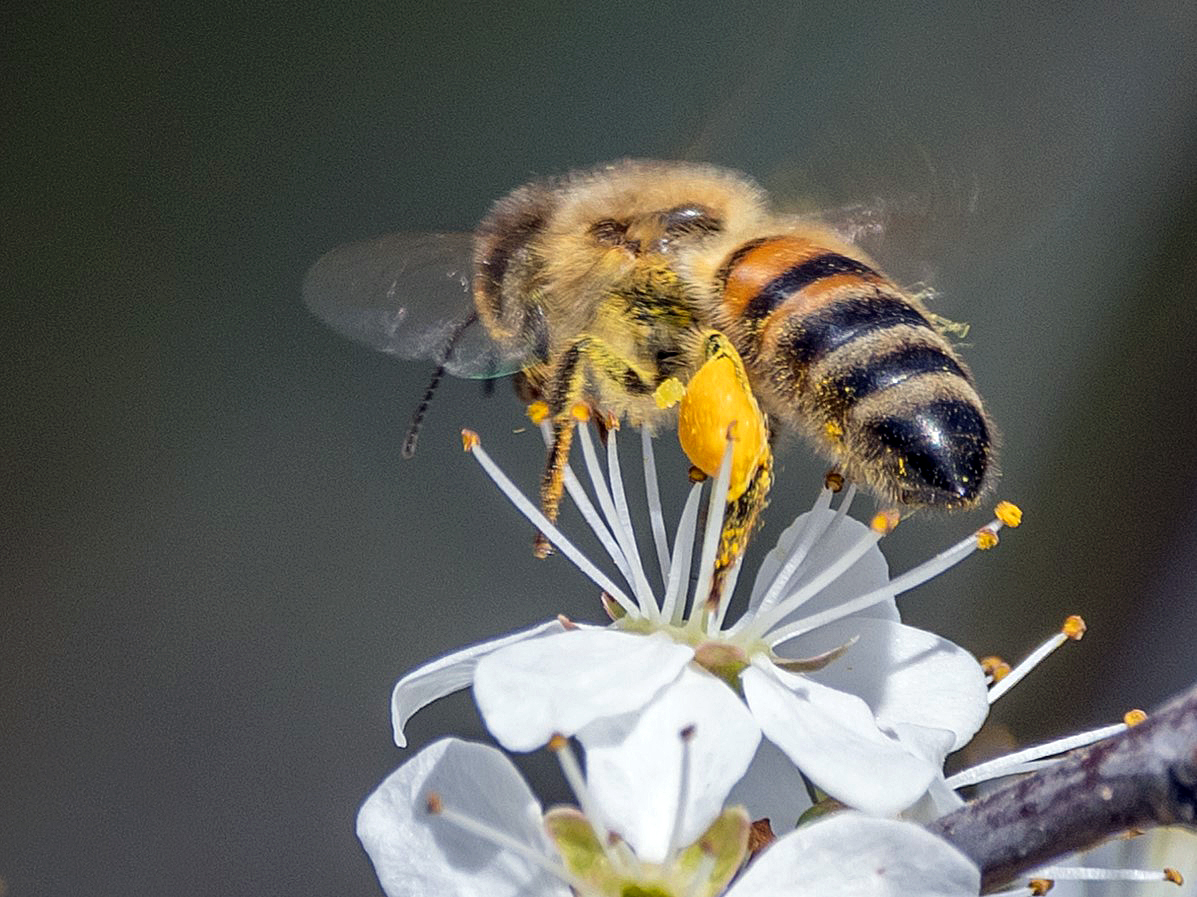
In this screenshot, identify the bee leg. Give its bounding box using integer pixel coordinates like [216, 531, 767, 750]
[534, 339, 592, 557]
[534, 335, 658, 557]
[708, 451, 772, 607]
[536, 415, 583, 558]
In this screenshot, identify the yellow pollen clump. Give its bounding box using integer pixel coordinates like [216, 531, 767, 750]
[994, 501, 1023, 527]
[653, 377, 686, 409]
[979, 655, 1011, 682]
[824, 420, 844, 439]
[976, 529, 999, 550]
[570, 403, 591, 422]
[425, 793, 444, 815]
[677, 351, 768, 502]
[1123, 708, 1147, 727]
[547, 733, 569, 751]
[1165, 868, 1183, 886]
[460, 429, 480, 452]
[1062, 615, 1087, 640]
[1029, 879, 1054, 896]
[526, 400, 550, 424]
[870, 509, 900, 535]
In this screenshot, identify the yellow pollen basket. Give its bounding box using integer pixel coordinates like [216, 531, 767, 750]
[677, 343, 769, 503]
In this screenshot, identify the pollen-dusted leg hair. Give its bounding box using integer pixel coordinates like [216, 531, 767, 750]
[534, 334, 659, 558]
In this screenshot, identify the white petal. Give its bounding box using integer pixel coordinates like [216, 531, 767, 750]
[357, 738, 570, 897]
[742, 664, 937, 816]
[727, 737, 814, 835]
[726, 812, 979, 897]
[902, 772, 966, 824]
[748, 509, 899, 624]
[391, 619, 566, 747]
[788, 617, 988, 754]
[578, 666, 761, 863]
[474, 629, 694, 752]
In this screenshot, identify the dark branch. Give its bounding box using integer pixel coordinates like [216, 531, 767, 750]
[929, 684, 1197, 892]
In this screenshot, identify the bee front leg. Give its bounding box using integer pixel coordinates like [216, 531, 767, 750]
[533, 340, 592, 558]
[534, 414, 578, 558]
[534, 335, 658, 558]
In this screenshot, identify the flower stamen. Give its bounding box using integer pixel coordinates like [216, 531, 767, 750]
[662, 482, 704, 625]
[687, 437, 733, 633]
[576, 425, 656, 619]
[641, 428, 673, 589]
[945, 714, 1139, 789]
[548, 734, 624, 869]
[664, 725, 697, 865]
[463, 430, 638, 616]
[988, 615, 1087, 705]
[745, 522, 888, 643]
[604, 428, 658, 619]
[423, 788, 579, 886]
[1029, 866, 1183, 885]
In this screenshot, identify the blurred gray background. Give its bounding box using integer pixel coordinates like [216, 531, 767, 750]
[4, 2, 1196, 894]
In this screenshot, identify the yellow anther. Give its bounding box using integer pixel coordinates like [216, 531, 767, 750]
[824, 470, 845, 492]
[1029, 878, 1054, 896]
[976, 529, 999, 550]
[688, 464, 708, 483]
[461, 429, 480, 452]
[570, 403, 591, 422]
[994, 500, 1023, 527]
[653, 377, 686, 409]
[979, 655, 1011, 682]
[602, 410, 619, 431]
[547, 733, 569, 752]
[1062, 615, 1087, 640]
[870, 509, 900, 535]
[1124, 708, 1147, 727]
[526, 400, 550, 424]
[1164, 868, 1183, 886]
[425, 792, 444, 815]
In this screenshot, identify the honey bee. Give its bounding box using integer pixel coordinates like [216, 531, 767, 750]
[305, 160, 994, 575]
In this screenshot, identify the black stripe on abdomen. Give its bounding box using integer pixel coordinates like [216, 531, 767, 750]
[864, 399, 990, 503]
[823, 344, 967, 409]
[779, 296, 934, 369]
[744, 253, 879, 322]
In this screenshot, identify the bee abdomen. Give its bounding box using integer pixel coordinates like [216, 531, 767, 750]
[719, 235, 992, 508]
[473, 182, 555, 360]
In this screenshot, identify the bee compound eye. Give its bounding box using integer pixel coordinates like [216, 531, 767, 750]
[589, 218, 628, 246]
[661, 204, 722, 236]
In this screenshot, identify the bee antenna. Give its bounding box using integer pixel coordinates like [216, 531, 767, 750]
[402, 312, 479, 459]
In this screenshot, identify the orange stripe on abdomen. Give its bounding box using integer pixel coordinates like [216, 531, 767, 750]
[718, 236, 827, 318]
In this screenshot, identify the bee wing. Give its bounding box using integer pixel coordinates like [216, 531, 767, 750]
[781, 200, 892, 250]
[302, 232, 527, 379]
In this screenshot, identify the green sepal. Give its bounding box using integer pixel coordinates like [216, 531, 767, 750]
[672, 805, 751, 897]
[544, 806, 619, 892]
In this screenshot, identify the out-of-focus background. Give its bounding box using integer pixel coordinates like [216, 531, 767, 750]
[5, 2, 1196, 894]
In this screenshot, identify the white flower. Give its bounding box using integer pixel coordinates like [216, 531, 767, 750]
[357, 736, 982, 897]
[391, 424, 1016, 817]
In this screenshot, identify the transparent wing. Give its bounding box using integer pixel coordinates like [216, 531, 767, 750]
[777, 199, 892, 253]
[302, 232, 527, 379]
